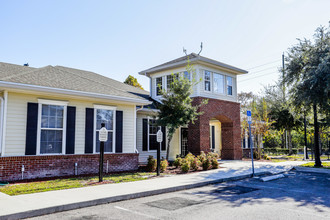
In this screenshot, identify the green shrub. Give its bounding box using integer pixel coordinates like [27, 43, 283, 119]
[160, 159, 168, 172]
[185, 152, 195, 167]
[180, 159, 190, 173]
[207, 152, 219, 159]
[146, 155, 157, 172]
[173, 157, 182, 168]
[190, 158, 200, 171]
[211, 158, 219, 169]
[263, 154, 271, 160]
[197, 151, 207, 163]
[202, 157, 211, 170]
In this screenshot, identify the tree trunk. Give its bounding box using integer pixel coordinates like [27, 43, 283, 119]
[313, 104, 322, 167]
[166, 134, 172, 161]
[288, 129, 293, 155]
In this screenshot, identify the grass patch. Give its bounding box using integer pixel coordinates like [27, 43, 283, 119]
[0, 172, 157, 196]
[300, 162, 330, 169]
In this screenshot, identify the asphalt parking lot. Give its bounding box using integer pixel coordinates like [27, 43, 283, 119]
[30, 171, 330, 220]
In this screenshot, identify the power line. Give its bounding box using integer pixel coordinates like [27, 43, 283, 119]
[246, 59, 281, 70]
[239, 72, 279, 83]
[240, 65, 279, 76]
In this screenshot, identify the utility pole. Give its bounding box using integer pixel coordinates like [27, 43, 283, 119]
[282, 53, 288, 150]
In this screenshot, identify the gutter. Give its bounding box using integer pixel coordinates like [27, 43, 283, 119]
[0, 81, 152, 105]
[0, 96, 3, 155]
[134, 106, 145, 153]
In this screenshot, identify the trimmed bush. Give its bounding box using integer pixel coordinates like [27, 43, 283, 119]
[160, 159, 168, 172]
[197, 151, 207, 163]
[202, 157, 211, 170]
[185, 152, 195, 167]
[146, 155, 157, 172]
[180, 159, 190, 173]
[191, 158, 200, 171]
[211, 158, 219, 169]
[173, 157, 182, 168]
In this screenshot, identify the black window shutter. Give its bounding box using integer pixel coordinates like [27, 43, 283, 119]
[66, 106, 76, 154]
[142, 119, 148, 151]
[115, 111, 123, 153]
[85, 108, 94, 153]
[161, 126, 166, 151]
[25, 103, 38, 155]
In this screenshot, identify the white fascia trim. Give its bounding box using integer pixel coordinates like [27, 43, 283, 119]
[38, 99, 68, 106]
[93, 104, 117, 111]
[0, 81, 152, 105]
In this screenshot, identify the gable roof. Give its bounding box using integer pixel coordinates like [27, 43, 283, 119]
[139, 53, 248, 76]
[0, 62, 150, 104]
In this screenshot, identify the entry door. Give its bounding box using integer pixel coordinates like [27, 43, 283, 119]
[181, 128, 188, 156]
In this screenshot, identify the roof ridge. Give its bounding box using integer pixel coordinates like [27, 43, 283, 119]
[55, 66, 148, 94]
[0, 65, 52, 81]
[53, 66, 139, 95]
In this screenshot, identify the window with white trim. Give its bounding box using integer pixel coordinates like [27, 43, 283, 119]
[166, 73, 178, 90]
[37, 100, 68, 155]
[227, 76, 233, 95]
[94, 106, 116, 153]
[204, 71, 211, 91]
[148, 119, 158, 151]
[156, 77, 162, 96]
[213, 73, 224, 94]
[183, 71, 190, 81]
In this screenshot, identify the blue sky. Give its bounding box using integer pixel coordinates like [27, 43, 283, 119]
[1, 0, 329, 94]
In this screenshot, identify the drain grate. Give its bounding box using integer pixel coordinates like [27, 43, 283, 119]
[145, 197, 202, 211]
[212, 185, 258, 195]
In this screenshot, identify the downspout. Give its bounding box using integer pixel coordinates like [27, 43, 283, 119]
[135, 106, 144, 153]
[0, 96, 3, 155]
[1, 91, 7, 156]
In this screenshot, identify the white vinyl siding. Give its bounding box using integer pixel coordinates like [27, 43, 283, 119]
[4, 91, 135, 156]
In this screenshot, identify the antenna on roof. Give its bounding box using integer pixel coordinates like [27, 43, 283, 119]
[198, 42, 203, 55]
[183, 47, 187, 56]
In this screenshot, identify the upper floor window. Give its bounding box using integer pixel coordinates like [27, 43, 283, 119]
[183, 71, 190, 81]
[213, 73, 224, 94]
[227, 76, 233, 95]
[94, 106, 116, 153]
[204, 71, 211, 91]
[167, 74, 178, 90]
[156, 77, 162, 96]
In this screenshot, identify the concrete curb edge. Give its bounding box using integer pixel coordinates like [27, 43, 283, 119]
[0, 171, 270, 220]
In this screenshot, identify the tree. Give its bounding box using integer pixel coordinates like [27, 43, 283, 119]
[283, 23, 330, 167]
[156, 59, 207, 160]
[124, 75, 144, 90]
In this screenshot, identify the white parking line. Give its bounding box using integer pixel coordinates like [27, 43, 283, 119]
[114, 206, 158, 219]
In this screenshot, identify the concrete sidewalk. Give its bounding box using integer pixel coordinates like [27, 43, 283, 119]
[0, 160, 306, 220]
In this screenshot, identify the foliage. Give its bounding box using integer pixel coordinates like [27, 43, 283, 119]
[283, 23, 330, 166]
[300, 162, 330, 169]
[190, 158, 200, 171]
[173, 157, 182, 168]
[211, 158, 219, 169]
[160, 159, 168, 172]
[185, 152, 195, 167]
[146, 155, 157, 172]
[197, 151, 207, 163]
[180, 159, 190, 173]
[156, 57, 208, 160]
[202, 157, 211, 170]
[123, 75, 144, 90]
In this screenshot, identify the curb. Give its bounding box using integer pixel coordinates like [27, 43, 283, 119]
[0, 171, 269, 220]
[294, 166, 330, 174]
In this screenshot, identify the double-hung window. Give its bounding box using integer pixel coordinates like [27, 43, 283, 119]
[38, 100, 68, 155]
[204, 71, 211, 91]
[183, 71, 190, 81]
[156, 77, 162, 96]
[213, 73, 224, 94]
[94, 105, 116, 153]
[166, 74, 178, 90]
[148, 119, 158, 151]
[227, 76, 233, 95]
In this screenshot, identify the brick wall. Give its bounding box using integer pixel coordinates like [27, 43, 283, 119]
[0, 153, 138, 182]
[188, 97, 242, 160]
